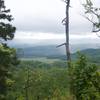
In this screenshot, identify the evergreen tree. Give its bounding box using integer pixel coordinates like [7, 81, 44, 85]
[0, 0, 16, 99]
[0, 0, 16, 42]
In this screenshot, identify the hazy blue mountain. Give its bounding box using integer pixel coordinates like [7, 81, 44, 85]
[75, 48, 100, 56]
[14, 43, 100, 62]
[16, 45, 64, 58]
[71, 48, 100, 64]
[9, 43, 100, 53]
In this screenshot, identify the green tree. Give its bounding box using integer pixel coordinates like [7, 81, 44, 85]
[70, 54, 100, 100]
[0, 0, 16, 99]
[0, 0, 16, 42]
[0, 45, 17, 99]
[9, 65, 69, 100]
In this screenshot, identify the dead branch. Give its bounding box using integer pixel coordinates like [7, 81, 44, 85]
[56, 43, 66, 48]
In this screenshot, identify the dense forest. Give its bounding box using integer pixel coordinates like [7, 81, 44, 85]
[0, 0, 100, 100]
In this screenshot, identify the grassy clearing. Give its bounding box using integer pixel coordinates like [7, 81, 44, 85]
[20, 57, 61, 63]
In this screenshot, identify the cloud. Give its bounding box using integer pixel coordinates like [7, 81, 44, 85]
[5, 0, 94, 34]
[5, 0, 100, 46]
[14, 31, 65, 39]
[10, 31, 100, 45]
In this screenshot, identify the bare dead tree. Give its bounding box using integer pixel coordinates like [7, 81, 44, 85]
[57, 0, 71, 67]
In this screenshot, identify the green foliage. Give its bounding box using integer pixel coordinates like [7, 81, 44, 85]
[19, 60, 67, 69]
[0, 0, 16, 99]
[0, 45, 18, 99]
[69, 54, 100, 100]
[6, 57, 100, 100]
[0, 0, 16, 41]
[7, 64, 69, 100]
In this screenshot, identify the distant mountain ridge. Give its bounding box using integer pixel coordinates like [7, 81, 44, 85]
[16, 45, 100, 62]
[74, 48, 100, 56]
[72, 48, 100, 58]
[9, 42, 100, 53]
[16, 45, 64, 58]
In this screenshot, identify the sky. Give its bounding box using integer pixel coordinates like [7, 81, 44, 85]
[5, 0, 100, 46]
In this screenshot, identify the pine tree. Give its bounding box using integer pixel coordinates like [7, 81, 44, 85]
[0, 0, 16, 42]
[0, 0, 16, 99]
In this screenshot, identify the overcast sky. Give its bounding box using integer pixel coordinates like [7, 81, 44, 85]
[5, 0, 100, 45]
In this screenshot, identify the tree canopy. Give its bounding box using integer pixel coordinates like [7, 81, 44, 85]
[0, 0, 17, 99]
[0, 0, 16, 43]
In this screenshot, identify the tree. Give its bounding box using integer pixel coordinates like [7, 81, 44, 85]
[70, 54, 100, 100]
[57, 0, 71, 67]
[82, 0, 100, 33]
[63, 0, 71, 65]
[0, 0, 16, 99]
[0, 0, 16, 43]
[0, 45, 17, 100]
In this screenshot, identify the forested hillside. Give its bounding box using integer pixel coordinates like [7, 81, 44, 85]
[16, 46, 100, 64]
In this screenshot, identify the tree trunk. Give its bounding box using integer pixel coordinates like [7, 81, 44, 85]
[65, 0, 71, 67]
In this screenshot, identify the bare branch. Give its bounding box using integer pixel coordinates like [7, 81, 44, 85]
[62, 17, 67, 25]
[62, 17, 66, 23]
[91, 10, 99, 17]
[82, 0, 100, 34]
[61, 0, 71, 7]
[61, 0, 68, 4]
[56, 43, 66, 48]
[82, 15, 95, 24]
[92, 29, 100, 32]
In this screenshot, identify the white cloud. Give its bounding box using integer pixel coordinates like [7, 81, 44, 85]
[5, 0, 100, 47]
[5, 0, 94, 33]
[12, 31, 100, 45]
[14, 31, 65, 40]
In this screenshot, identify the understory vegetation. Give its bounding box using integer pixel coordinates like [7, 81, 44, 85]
[5, 54, 100, 100]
